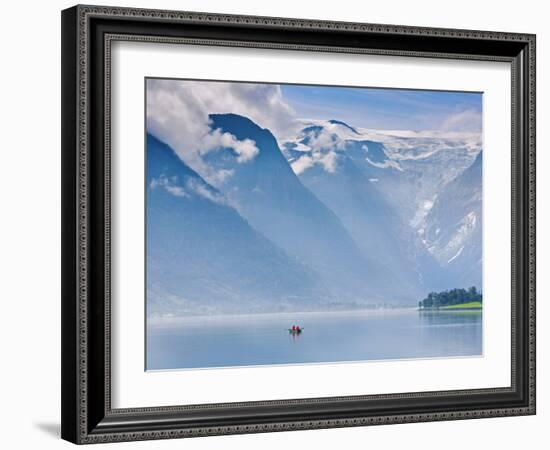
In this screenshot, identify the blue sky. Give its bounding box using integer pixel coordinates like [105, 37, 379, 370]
[281, 84, 482, 132]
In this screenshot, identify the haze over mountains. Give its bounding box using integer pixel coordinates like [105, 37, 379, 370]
[147, 113, 482, 317]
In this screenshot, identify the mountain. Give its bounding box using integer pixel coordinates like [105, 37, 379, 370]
[338, 125, 482, 290]
[146, 113, 483, 316]
[283, 121, 452, 295]
[146, 133, 333, 316]
[284, 120, 480, 227]
[203, 113, 412, 303]
[421, 151, 483, 288]
[394, 140, 481, 230]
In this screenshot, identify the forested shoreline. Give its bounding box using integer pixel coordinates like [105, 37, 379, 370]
[418, 287, 482, 310]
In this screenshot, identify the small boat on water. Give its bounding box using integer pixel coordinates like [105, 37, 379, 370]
[288, 326, 303, 335]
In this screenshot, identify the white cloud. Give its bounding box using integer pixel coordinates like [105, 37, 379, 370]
[291, 155, 314, 175]
[289, 127, 343, 175]
[150, 174, 229, 205]
[185, 178, 227, 205]
[306, 128, 346, 153]
[146, 79, 299, 184]
[150, 175, 189, 198]
[440, 109, 482, 133]
[201, 129, 259, 163]
[318, 151, 339, 173]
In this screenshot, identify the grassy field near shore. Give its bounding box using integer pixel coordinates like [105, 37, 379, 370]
[440, 301, 482, 310]
[419, 301, 482, 311]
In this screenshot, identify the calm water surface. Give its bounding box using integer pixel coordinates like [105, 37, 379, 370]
[146, 309, 482, 370]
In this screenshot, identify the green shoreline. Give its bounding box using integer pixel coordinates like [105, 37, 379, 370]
[419, 301, 482, 311]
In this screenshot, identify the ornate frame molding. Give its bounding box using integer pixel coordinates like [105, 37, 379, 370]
[62, 4, 536, 444]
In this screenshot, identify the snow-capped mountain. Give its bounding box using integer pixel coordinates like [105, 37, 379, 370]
[421, 151, 482, 288]
[283, 121, 454, 294]
[201, 113, 412, 304]
[146, 133, 334, 316]
[284, 119, 481, 224]
[147, 113, 483, 315]
[282, 119, 482, 290]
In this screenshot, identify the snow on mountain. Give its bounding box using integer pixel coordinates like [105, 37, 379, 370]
[147, 112, 483, 317]
[421, 151, 482, 288]
[284, 121, 454, 295]
[290, 119, 480, 216]
[202, 113, 413, 304]
[282, 119, 482, 291]
[286, 119, 481, 154]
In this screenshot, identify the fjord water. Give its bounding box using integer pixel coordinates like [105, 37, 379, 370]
[146, 310, 482, 370]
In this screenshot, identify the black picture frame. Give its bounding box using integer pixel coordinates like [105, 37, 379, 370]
[61, 4, 536, 444]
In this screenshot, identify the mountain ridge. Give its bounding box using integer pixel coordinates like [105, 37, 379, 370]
[146, 112, 483, 316]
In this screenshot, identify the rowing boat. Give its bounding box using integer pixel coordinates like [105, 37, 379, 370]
[288, 328, 303, 334]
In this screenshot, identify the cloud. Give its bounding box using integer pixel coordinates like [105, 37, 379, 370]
[318, 151, 339, 173]
[307, 127, 346, 154]
[440, 109, 482, 133]
[150, 175, 189, 198]
[200, 129, 259, 163]
[185, 178, 227, 205]
[146, 79, 298, 184]
[291, 155, 314, 175]
[289, 126, 343, 175]
[150, 174, 228, 205]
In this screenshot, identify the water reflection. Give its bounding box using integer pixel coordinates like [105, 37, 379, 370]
[147, 309, 483, 370]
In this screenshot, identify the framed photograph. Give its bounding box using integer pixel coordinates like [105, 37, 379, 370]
[61, 4, 536, 444]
